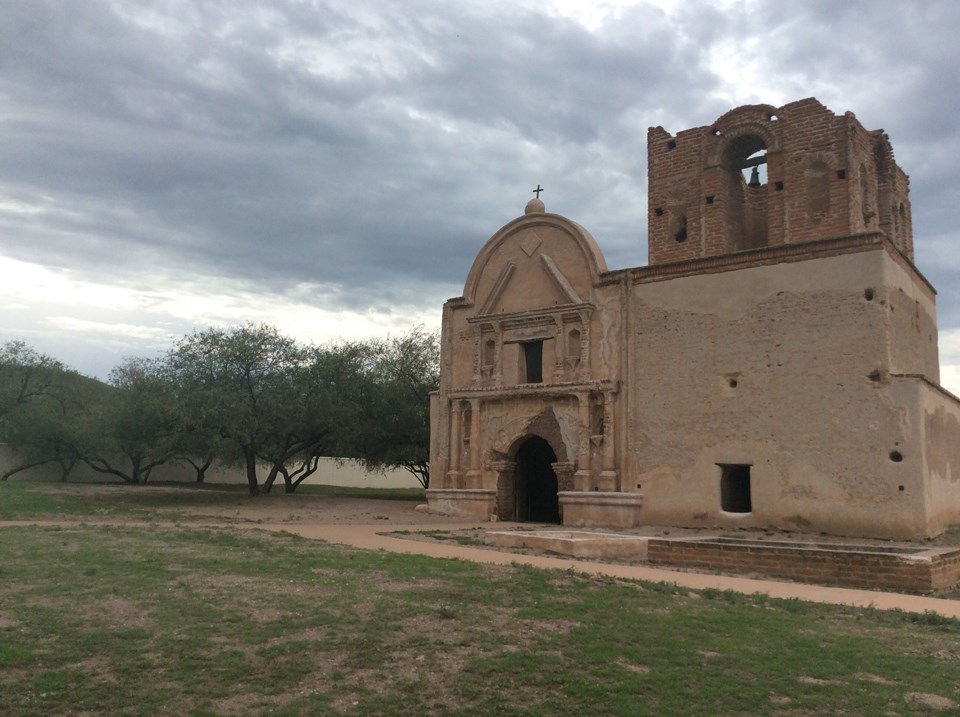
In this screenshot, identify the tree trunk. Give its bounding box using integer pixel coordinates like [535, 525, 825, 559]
[243, 448, 260, 494]
[262, 463, 281, 493]
[290, 456, 321, 493]
[194, 460, 210, 483]
[58, 459, 77, 482]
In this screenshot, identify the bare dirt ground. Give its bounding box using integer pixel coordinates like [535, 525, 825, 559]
[27, 483, 960, 548]
[171, 493, 452, 526]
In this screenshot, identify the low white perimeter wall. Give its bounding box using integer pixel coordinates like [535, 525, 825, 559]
[0, 445, 421, 489]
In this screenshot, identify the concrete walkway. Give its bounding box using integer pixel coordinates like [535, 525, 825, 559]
[258, 520, 960, 619]
[6, 518, 960, 618]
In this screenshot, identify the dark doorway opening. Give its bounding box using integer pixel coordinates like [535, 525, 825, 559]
[719, 464, 752, 513]
[516, 437, 559, 523]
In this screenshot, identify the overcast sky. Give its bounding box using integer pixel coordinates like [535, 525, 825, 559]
[2, 0, 960, 389]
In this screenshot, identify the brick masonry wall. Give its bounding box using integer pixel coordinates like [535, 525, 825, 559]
[646, 98, 912, 266]
[646, 539, 960, 593]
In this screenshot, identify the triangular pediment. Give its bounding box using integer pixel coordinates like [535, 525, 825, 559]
[477, 252, 583, 316]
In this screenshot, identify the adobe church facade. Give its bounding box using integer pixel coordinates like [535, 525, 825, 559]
[426, 98, 960, 539]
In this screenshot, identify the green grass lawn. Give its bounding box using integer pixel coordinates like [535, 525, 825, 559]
[1, 483, 959, 715]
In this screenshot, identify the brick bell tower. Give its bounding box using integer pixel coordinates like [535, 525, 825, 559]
[646, 98, 912, 265]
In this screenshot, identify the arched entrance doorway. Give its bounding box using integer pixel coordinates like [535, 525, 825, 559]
[515, 436, 560, 523]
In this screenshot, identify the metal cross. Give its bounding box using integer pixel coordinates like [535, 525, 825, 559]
[533, 184, 544, 199]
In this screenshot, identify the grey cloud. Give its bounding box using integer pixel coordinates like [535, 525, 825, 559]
[1, 0, 958, 377]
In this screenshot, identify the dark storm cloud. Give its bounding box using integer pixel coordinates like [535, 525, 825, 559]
[1, 0, 959, 375]
[0, 0, 724, 304]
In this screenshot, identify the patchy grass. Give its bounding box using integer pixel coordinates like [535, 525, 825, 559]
[0, 481, 248, 520]
[0, 481, 104, 519]
[0, 481, 423, 522]
[1, 523, 959, 716]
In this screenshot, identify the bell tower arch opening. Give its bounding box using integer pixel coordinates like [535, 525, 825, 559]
[515, 436, 560, 523]
[723, 133, 769, 251]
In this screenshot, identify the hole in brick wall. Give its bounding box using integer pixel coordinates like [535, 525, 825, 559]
[712, 127, 721, 136]
[867, 369, 882, 382]
[706, 195, 715, 205]
[666, 139, 677, 149]
[655, 207, 664, 217]
[774, 181, 784, 191]
[719, 464, 752, 513]
[767, 113, 779, 121]
[898, 485, 905, 492]
[636, 483, 642, 489]
[889, 450, 903, 463]
[864, 288, 875, 301]
[674, 214, 687, 243]
[837, 169, 846, 179]
[728, 378, 738, 388]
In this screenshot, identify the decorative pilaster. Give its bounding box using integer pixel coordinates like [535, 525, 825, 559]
[465, 399, 483, 488]
[491, 460, 516, 521]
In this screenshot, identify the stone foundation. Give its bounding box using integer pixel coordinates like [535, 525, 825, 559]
[425, 489, 495, 520]
[485, 530, 649, 560]
[558, 491, 643, 529]
[647, 537, 960, 593]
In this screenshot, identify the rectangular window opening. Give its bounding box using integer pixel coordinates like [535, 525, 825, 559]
[719, 464, 752, 513]
[523, 340, 544, 383]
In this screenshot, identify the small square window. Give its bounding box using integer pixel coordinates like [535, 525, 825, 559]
[719, 464, 752, 513]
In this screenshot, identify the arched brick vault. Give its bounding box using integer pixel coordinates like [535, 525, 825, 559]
[460, 212, 608, 306]
[487, 406, 579, 467]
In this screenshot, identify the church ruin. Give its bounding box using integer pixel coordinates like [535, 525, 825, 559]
[426, 98, 960, 539]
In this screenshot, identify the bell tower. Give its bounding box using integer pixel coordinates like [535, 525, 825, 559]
[646, 98, 913, 265]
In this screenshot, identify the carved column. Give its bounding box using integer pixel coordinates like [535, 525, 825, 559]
[445, 399, 462, 489]
[552, 461, 575, 524]
[598, 390, 617, 492]
[491, 460, 516, 521]
[552, 462, 575, 492]
[552, 316, 565, 382]
[579, 309, 592, 378]
[465, 399, 482, 488]
[575, 393, 592, 491]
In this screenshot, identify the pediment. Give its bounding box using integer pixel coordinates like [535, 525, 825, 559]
[478, 252, 583, 316]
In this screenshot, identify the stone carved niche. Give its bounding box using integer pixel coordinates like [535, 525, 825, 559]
[480, 330, 498, 382]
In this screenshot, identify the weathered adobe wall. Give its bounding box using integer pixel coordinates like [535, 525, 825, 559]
[919, 381, 960, 535]
[646, 539, 960, 593]
[882, 252, 939, 379]
[624, 247, 940, 539]
[647, 98, 913, 266]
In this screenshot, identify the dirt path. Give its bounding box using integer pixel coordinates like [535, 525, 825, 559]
[255, 520, 960, 619]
